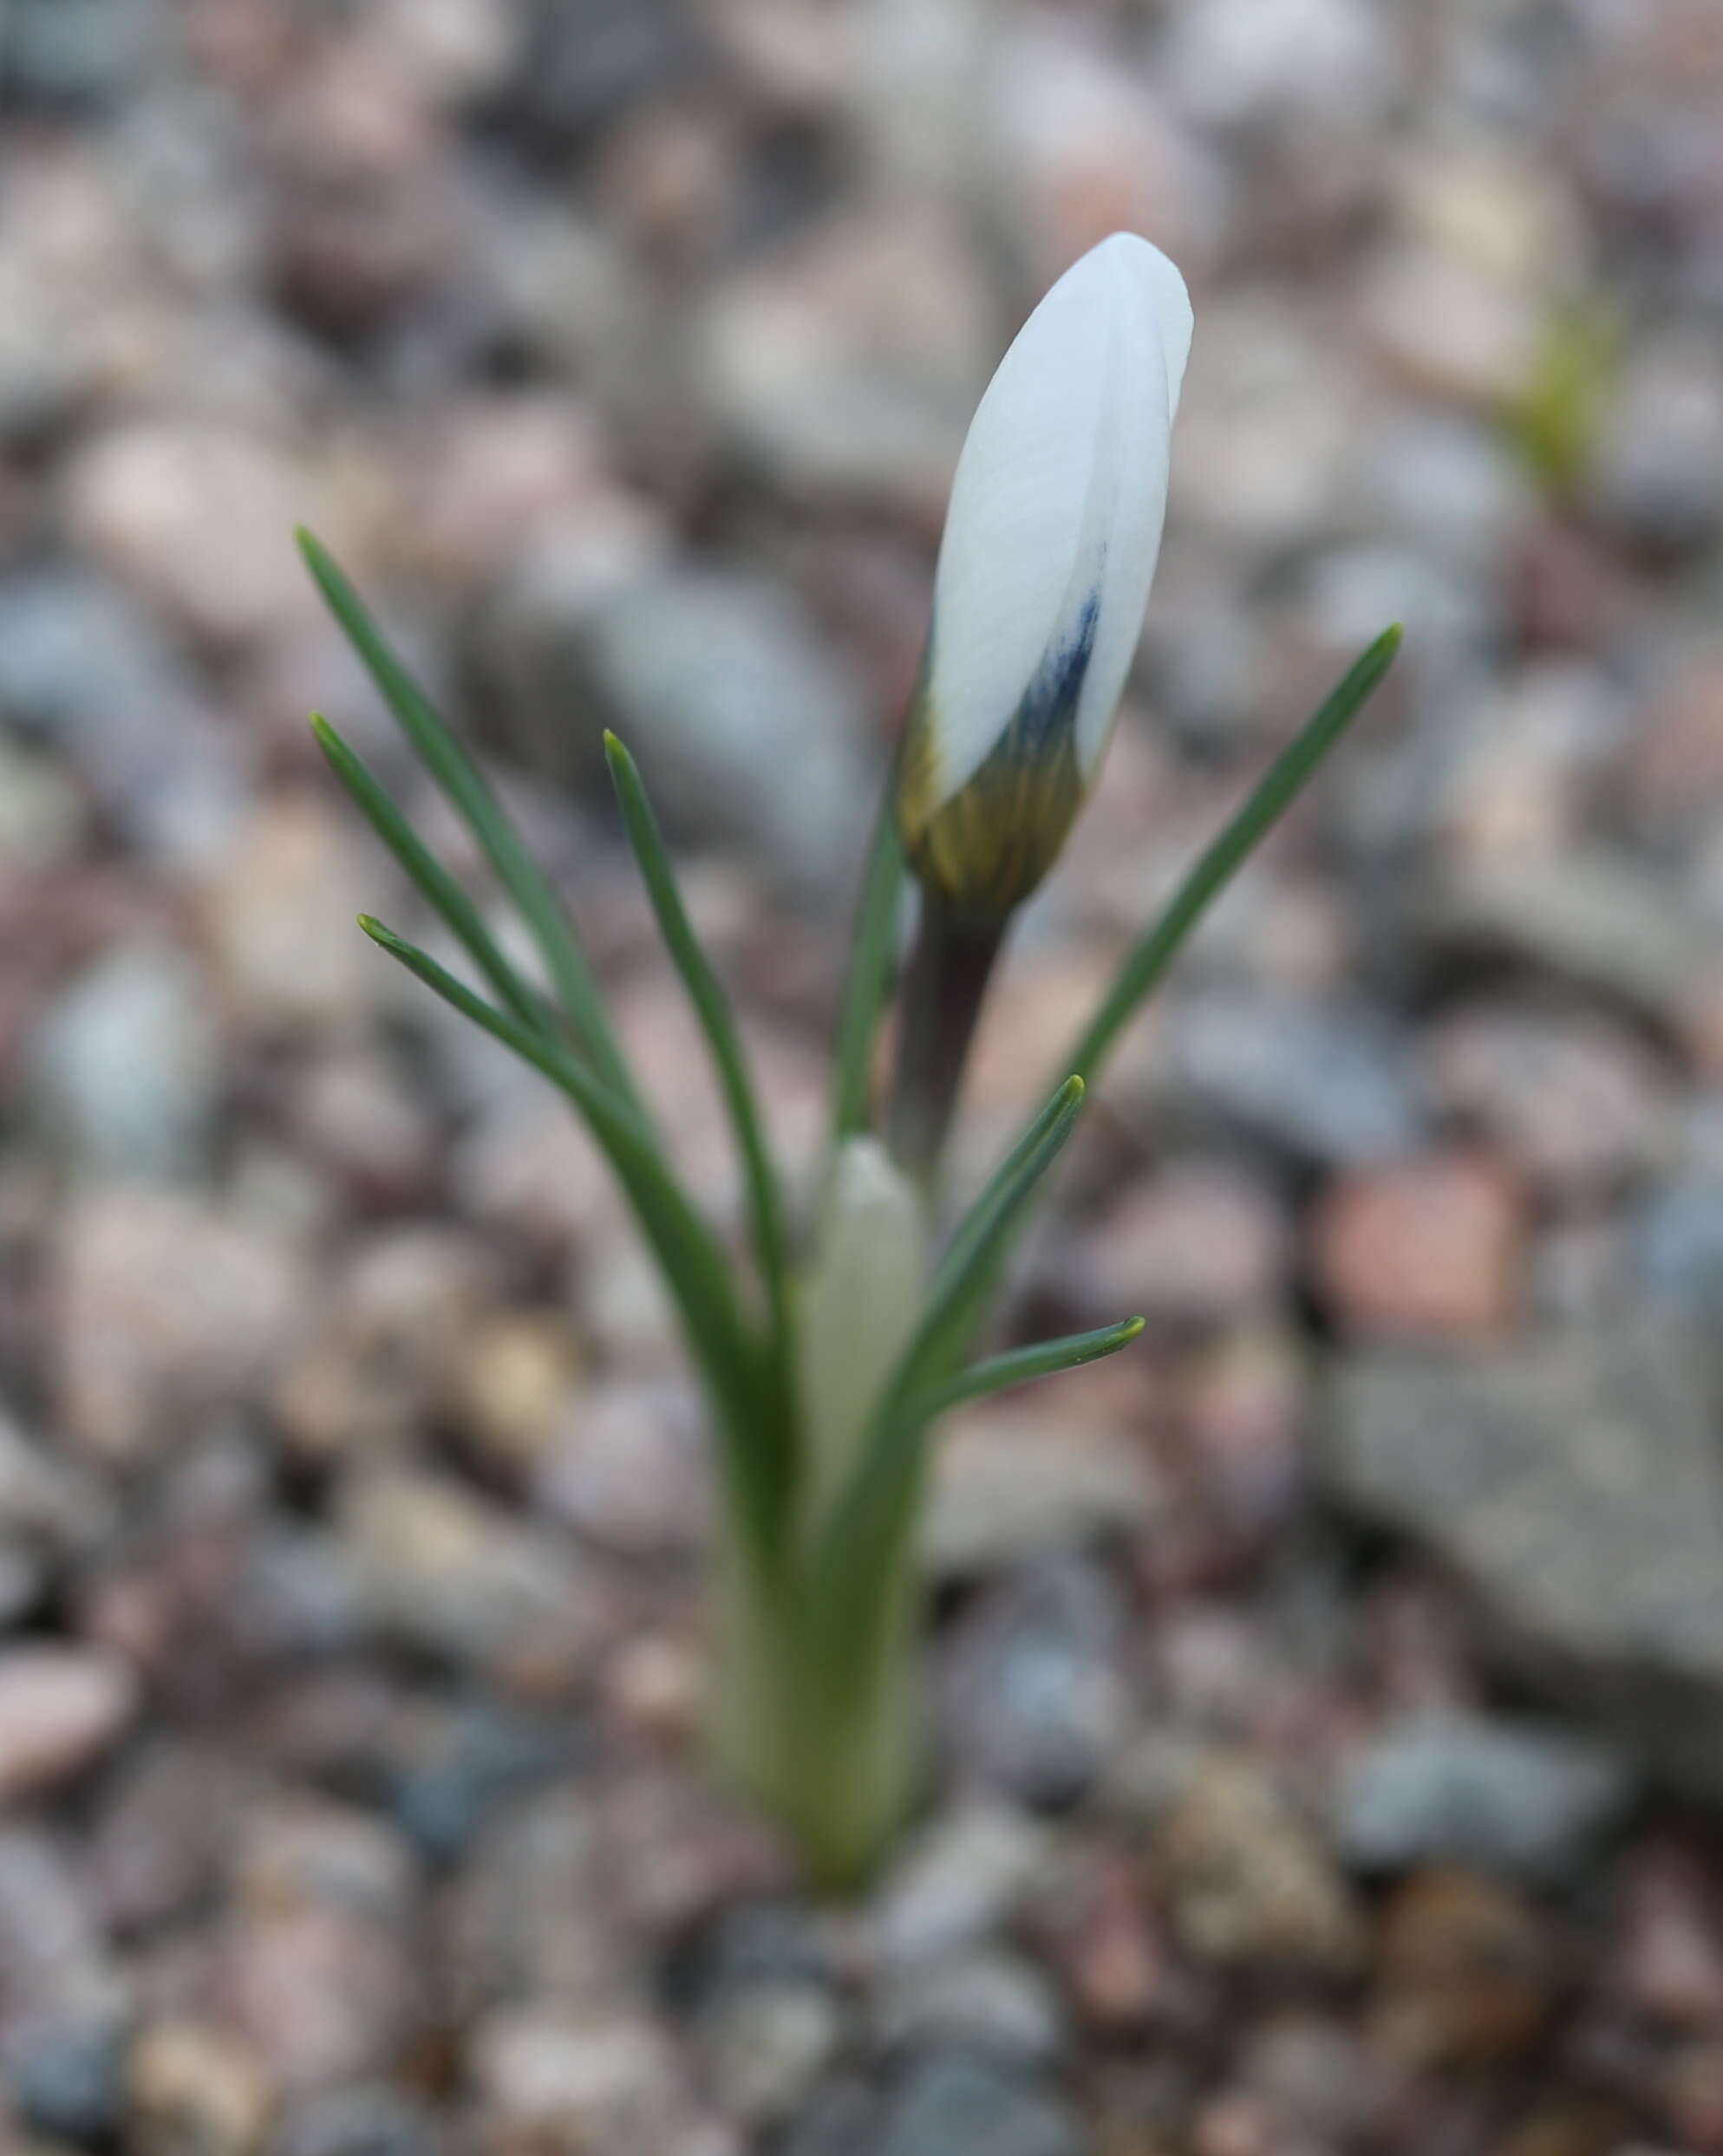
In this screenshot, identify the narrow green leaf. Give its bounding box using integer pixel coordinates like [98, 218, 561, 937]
[311, 713, 554, 1045]
[603, 731, 797, 1490]
[806, 1075, 1087, 1687]
[907, 1315, 1145, 1425]
[1063, 624, 1404, 1090]
[356, 913, 782, 1566]
[828, 789, 904, 1148]
[298, 527, 641, 1115]
[910, 1073, 1087, 1389]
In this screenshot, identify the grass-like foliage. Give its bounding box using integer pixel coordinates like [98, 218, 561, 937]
[303, 520, 1398, 1882]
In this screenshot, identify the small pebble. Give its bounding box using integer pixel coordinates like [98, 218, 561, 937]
[874, 1949, 1066, 2068]
[874, 1805, 1052, 1969]
[127, 2021, 271, 2156]
[0, 1648, 137, 1804]
[1157, 1757, 1366, 1979]
[940, 1556, 1127, 1811]
[874, 2049, 1082, 2156]
[269, 2084, 443, 2156]
[1373, 1869, 1560, 2067]
[1311, 1150, 1524, 1342]
[1335, 1714, 1635, 1886]
[697, 1978, 843, 2128]
[10, 2013, 128, 2143]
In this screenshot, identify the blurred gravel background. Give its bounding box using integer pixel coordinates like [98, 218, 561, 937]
[3, 1, 1723, 2151]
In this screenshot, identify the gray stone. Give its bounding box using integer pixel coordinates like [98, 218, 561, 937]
[779, 2079, 879, 2156]
[1587, 335, 1723, 558]
[1302, 544, 1503, 684]
[1140, 584, 1263, 755]
[671, 1889, 839, 2127]
[1162, 0, 1396, 127]
[232, 1524, 369, 1664]
[270, 2085, 444, 2156]
[1356, 414, 1533, 574]
[875, 2052, 1083, 2156]
[1156, 993, 1423, 1169]
[0, 1829, 114, 2022]
[694, 213, 989, 502]
[696, 1978, 842, 2129]
[88, 1739, 261, 1934]
[439, 1788, 634, 2021]
[1167, 302, 1361, 549]
[499, 0, 694, 144]
[1423, 1000, 1675, 1202]
[30, 938, 219, 1183]
[467, 2006, 701, 2155]
[1323, 1323, 1723, 1798]
[336, 1468, 600, 1683]
[924, 1419, 1163, 1581]
[785, 2053, 1082, 2156]
[0, 1411, 111, 1576]
[1413, 852, 1709, 1032]
[671, 1899, 829, 2004]
[0, 570, 242, 863]
[9, 2012, 127, 2141]
[1335, 1714, 1635, 1885]
[0, 1547, 46, 1628]
[386, 1707, 572, 1863]
[874, 1950, 1066, 2068]
[2, 0, 166, 107]
[473, 560, 876, 894]
[224, 1803, 422, 2099]
[1632, 1180, 1723, 1319]
[0, 570, 179, 736]
[873, 1804, 1051, 1968]
[940, 1557, 1126, 1811]
[852, 0, 995, 205]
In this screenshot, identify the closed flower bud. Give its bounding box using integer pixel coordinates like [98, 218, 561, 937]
[898, 233, 1192, 919]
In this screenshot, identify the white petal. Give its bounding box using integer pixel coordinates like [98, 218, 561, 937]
[1072, 237, 1189, 781]
[1132, 237, 1195, 421]
[924, 233, 1191, 810]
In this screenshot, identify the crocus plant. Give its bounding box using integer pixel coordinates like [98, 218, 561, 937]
[302, 233, 1400, 1886]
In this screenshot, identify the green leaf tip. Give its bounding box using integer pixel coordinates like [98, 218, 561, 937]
[904, 1309, 1151, 1425]
[600, 731, 638, 791]
[298, 524, 643, 1112]
[1058, 623, 1403, 1095]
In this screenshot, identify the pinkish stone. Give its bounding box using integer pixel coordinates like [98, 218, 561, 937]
[0, 1647, 137, 1803]
[1311, 1151, 1524, 1342]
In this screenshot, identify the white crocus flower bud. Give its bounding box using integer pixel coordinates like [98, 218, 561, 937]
[898, 232, 1192, 919]
[798, 1137, 924, 1538]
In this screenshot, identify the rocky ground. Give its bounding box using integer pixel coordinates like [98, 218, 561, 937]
[3, 0, 1723, 2151]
